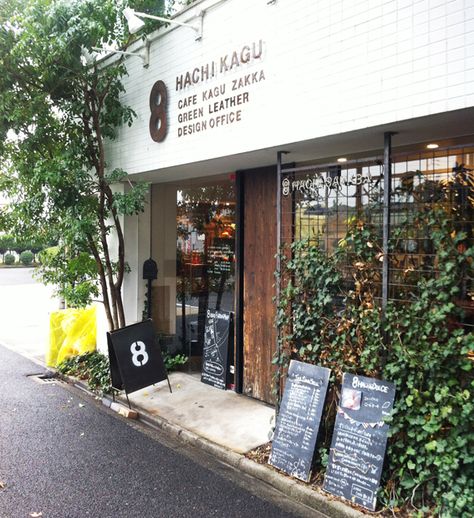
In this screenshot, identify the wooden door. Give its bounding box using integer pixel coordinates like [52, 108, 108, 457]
[242, 167, 277, 404]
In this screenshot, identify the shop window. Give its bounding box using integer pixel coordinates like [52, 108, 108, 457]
[175, 179, 236, 370]
[389, 146, 474, 326]
[281, 144, 474, 330]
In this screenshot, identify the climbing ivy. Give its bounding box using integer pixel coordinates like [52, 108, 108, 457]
[382, 210, 474, 517]
[275, 208, 474, 517]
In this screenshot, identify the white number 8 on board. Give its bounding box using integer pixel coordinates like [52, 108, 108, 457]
[130, 341, 149, 367]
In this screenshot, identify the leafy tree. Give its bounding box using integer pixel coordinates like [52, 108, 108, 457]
[24, 238, 45, 261]
[0, 234, 14, 260]
[0, 0, 165, 329]
[11, 238, 27, 255]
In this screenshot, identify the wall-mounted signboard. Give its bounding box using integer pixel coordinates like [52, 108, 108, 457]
[201, 309, 233, 390]
[107, 320, 169, 395]
[323, 372, 396, 511]
[269, 360, 331, 482]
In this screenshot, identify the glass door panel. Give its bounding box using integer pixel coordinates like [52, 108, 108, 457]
[176, 179, 236, 373]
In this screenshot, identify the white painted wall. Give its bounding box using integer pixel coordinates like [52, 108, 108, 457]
[122, 187, 151, 324]
[106, 0, 474, 178]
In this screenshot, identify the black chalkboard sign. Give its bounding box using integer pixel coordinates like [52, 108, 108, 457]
[323, 373, 396, 511]
[107, 320, 168, 395]
[201, 309, 233, 390]
[269, 360, 331, 482]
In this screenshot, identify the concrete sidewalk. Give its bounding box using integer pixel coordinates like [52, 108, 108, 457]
[127, 372, 275, 454]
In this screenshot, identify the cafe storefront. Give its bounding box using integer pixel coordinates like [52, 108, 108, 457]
[130, 138, 474, 406]
[106, 0, 474, 405]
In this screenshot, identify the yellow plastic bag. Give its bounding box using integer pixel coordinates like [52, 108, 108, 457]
[47, 306, 97, 367]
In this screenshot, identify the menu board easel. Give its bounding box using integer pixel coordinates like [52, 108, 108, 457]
[269, 360, 331, 482]
[323, 372, 396, 511]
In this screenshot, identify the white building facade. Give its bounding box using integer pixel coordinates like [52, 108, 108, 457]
[107, 0, 474, 403]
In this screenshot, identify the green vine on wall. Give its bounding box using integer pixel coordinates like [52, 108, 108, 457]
[275, 208, 474, 517]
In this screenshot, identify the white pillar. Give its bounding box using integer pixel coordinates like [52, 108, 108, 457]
[151, 183, 177, 335]
[123, 187, 152, 324]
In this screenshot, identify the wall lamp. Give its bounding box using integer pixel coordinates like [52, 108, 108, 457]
[91, 41, 150, 67]
[81, 43, 150, 68]
[81, 6, 202, 69]
[123, 7, 203, 41]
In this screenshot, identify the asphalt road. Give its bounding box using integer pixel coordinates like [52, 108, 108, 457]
[0, 345, 323, 518]
[0, 268, 39, 286]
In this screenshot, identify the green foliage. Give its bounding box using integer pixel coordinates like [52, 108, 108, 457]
[275, 240, 342, 369]
[0, 234, 14, 256]
[0, 0, 159, 329]
[381, 210, 474, 517]
[57, 351, 112, 394]
[276, 208, 474, 517]
[4, 252, 15, 265]
[0, 234, 45, 259]
[163, 352, 188, 371]
[37, 246, 99, 307]
[11, 240, 26, 254]
[155, 332, 188, 371]
[113, 182, 151, 216]
[38, 246, 58, 266]
[19, 249, 34, 266]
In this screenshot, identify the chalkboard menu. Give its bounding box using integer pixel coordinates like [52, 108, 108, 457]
[201, 309, 233, 390]
[323, 373, 396, 511]
[269, 360, 331, 482]
[107, 320, 168, 395]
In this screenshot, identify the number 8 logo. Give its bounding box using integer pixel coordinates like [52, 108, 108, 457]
[130, 341, 149, 367]
[149, 80, 168, 142]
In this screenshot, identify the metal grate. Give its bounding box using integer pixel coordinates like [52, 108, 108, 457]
[27, 373, 63, 385]
[280, 144, 474, 331]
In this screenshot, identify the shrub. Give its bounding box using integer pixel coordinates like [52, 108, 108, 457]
[163, 352, 188, 371]
[37, 246, 59, 265]
[0, 234, 14, 258]
[57, 351, 111, 394]
[19, 250, 34, 266]
[4, 253, 15, 265]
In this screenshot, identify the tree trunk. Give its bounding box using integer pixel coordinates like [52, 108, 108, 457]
[88, 235, 114, 331]
[83, 82, 129, 332]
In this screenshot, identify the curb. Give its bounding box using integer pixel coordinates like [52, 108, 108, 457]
[69, 379, 365, 518]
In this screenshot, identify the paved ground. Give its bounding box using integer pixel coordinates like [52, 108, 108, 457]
[0, 268, 58, 362]
[0, 345, 324, 518]
[0, 267, 277, 457]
